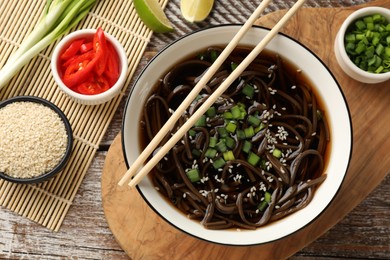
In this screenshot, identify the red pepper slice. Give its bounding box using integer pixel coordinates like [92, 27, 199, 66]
[77, 75, 110, 95]
[80, 42, 93, 53]
[104, 43, 120, 86]
[93, 27, 108, 76]
[62, 51, 97, 88]
[60, 39, 84, 61]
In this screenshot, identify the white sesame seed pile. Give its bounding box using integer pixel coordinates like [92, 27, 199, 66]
[0, 101, 69, 179]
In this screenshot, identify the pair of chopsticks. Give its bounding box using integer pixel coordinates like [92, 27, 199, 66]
[119, 0, 307, 188]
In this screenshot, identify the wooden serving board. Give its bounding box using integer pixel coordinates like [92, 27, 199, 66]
[101, 1, 390, 259]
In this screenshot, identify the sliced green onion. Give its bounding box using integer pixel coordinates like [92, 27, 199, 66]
[248, 152, 260, 166]
[255, 122, 266, 133]
[242, 140, 252, 153]
[225, 121, 237, 133]
[231, 105, 241, 119]
[264, 191, 272, 202]
[218, 127, 228, 138]
[355, 20, 366, 30]
[225, 136, 235, 149]
[206, 106, 216, 118]
[247, 115, 261, 127]
[223, 150, 235, 161]
[244, 126, 255, 138]
[215, 140, 227, 153]
[205, 148, 217, 158]
[236, 129, 246, 140]
[231, 62, 238, 71]
[272, 148, 282, 158]
[242, 84, 255, 98]
[257, 200, 268, 211]
[210, 50, 218, 62]
[195, 115, 207, 127]
[209, 136, 217, 148]
[223, 111, 233, 119]
[189, 129, 197, 137]
[212, 158, 226, 169]
[186, 168, 201, 183]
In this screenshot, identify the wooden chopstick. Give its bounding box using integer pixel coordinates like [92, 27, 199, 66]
[121, 0, 307, 188]
[118, 0, 273, 186]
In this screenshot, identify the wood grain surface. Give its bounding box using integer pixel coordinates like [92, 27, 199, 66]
[1, 1, 388, 259]
[101, 1, 390, 259]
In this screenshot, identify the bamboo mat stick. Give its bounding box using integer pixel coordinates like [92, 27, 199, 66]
[118, 0, 275, 186]
[127, 0, 307, 188]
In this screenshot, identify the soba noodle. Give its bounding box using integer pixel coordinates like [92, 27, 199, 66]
[140, 46, 329, 230]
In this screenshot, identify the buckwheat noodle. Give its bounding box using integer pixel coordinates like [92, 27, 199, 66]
[139, 46, 329, 230]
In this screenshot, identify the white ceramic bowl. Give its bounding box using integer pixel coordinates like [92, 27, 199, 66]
[334, 7, 390, 84]
[122, 25, 352, 245]
[51, 29, 128, 105]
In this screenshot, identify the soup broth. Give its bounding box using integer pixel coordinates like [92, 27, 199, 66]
[139, 46, 330, 230]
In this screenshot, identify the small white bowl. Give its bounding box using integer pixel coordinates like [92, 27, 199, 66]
[334, 7, 390, 84]
[122, 25, 352, 246]
[51, 29, 128, 105]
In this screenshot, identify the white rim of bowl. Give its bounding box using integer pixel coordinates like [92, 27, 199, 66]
[336, 7, 390, 80]
[51, 29, 128, 103]
[121, 24, 353, 246]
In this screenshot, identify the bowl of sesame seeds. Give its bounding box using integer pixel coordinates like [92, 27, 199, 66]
[121, 25, 352, 245]
[0, 96, 73, 184]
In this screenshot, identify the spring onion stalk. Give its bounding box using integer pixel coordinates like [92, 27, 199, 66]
[0, 0, 96, 89]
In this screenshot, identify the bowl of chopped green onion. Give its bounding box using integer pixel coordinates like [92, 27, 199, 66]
[334, 7, 390, 84]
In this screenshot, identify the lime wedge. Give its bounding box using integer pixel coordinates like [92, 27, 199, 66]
[133, 0, 174, 33]
[180, 0, 214, 23]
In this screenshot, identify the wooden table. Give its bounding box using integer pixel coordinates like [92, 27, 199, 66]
[0, 0, 388, 259]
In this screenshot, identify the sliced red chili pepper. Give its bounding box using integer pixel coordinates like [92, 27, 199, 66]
[104, 42, 120, 86]
[80, 42, 93, 53]
[62, 51, 98, 88]
[93, 27, 108, 76]
[60, 39, 84, 61]
[77, 75, 110, 95]
[62, 50, 95, 68]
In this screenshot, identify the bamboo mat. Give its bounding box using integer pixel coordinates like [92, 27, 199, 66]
[0, 0, 167, 231]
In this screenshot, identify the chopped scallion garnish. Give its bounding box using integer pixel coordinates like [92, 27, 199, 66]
[215, 140, 227, 153]
[226, 121, 237, 133]
[248, 152, 260, 166]
[212, 158, 226, 169]
[209, 136, 217, 148]
[205, 148, 217, 158]
[242, 140, 252, 153]
[247, 115, 261, 127]
[242, 84, 255, 98]
[223, 150, 235, 161]
[272, 148, 282, 158]
[195, 115, 206, 127]
[207, 106, 217, 118]
[186, 169, 201, 183]
[344, 13, 390, 74]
